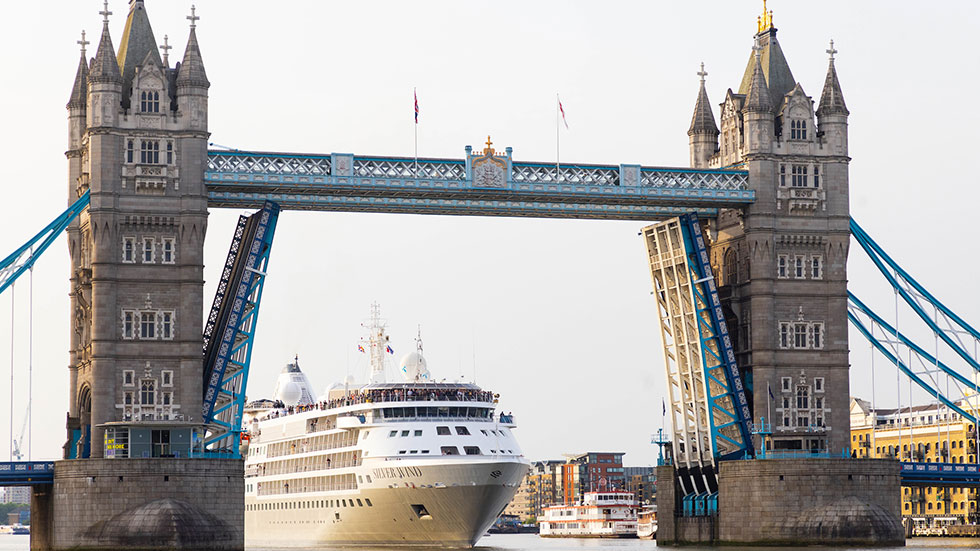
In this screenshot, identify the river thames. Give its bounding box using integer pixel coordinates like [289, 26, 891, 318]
[2, 534, 979, 551]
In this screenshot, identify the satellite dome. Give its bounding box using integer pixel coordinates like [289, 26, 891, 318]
[400, 352, 430, 382]
[278, 381, 302, 405]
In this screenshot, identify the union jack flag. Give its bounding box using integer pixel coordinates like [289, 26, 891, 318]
[414, 88, 419, 124]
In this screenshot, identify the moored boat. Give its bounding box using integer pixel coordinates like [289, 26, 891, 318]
[539, 491, 638, 538]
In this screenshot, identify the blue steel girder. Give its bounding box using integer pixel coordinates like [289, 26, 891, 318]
[0, 462, 55, 486]
[847, 309, 977, 425]
[851, 219, 980, 373]
[205, 150, 753, 220]
[902, 462, 980, 487]
[0, 190, 90, 296]
[203, 201, 280, 455]
[680, 214, 754, 460]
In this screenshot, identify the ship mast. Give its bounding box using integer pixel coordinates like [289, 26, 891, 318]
[364, 303, 390, 383]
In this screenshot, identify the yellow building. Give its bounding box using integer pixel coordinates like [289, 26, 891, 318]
[851, 397, 980, 527]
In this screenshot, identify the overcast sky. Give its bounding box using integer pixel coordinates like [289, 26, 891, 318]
[0, 1, 978, 465]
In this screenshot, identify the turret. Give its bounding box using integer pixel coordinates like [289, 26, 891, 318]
[87, 4, 122, 129]
[67, 31, 90, 154]
[688, 63, 719, 169]
[176, 7, 210, 133]
[742, 44, 773, 155]
[816, 40, 849, 156]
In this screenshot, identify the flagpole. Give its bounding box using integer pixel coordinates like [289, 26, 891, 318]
[556, 93, 561, 183]
[414, 87, 418, 178]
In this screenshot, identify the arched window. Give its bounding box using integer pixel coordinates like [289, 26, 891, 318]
[166, 142, 173, 164]
[140, 380, 156, 405]
[140, 90, 160, 113]
[724, 249, 738, 286]
[796, 387, 809, 409]
[790, 119, 808, 140]
[126, 140, 134, 163]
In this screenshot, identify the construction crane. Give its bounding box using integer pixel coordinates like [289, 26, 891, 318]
[11, 402, 29, 461]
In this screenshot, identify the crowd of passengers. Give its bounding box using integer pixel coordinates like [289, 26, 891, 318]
[256, 388, 497, 421]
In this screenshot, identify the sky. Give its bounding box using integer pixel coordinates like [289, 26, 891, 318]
[0, 1, 978, 465]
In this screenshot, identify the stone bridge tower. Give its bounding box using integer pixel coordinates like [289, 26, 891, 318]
[46, 2, 242, 549]
[66, 0, 209, 459]
[687, 9, 851, 454]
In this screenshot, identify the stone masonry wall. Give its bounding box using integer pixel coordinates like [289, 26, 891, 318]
[48, 458, 243, 551]
[718, 458, 903, 545]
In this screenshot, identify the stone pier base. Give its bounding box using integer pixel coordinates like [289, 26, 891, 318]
[33, 458, 244, 551]
[657, 458, 904, 546]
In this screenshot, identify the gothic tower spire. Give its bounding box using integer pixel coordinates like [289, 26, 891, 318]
[116, 0, 163, 109]
[688, 63, 719, 169]
[89, 3, 121, 84]
[176, 6, 209, 90]
[817, 40, 848, 117]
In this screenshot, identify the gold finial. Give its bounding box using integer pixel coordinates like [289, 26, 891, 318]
[758, 0, 773, 33]
[484, 135, 495, 155]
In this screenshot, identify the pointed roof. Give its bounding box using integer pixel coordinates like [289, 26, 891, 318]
[817, 51, 848, 117]
[89, 21, 121, 83]
[117, 1, 163, 108]
[737, 29, 794, 112]
[744, 53, 772, 114]
[68, 53, 89, 109]
[176, 27, 209, 88]
[688, 70, 719, 136]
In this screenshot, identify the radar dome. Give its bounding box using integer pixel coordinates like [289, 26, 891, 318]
[278, 381, 302, 405]
[400, 352, 430, 382]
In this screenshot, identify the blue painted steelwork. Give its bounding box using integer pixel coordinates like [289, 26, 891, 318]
[202, 201, 281, 455]
[851, 219, 980, 373]
[0, 462, 54, 486]
[205, 150, 753, 220]
[902, 462, 980, 486]
[0, 190, 90, 296]
[849, 293, 979, 397]
[847, 309, 977, 424]
[680, 213, 754, 461]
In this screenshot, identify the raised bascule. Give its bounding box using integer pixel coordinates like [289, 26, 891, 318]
[3, 0, 978, 549]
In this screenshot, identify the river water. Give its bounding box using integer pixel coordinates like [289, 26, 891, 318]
[1, 533, 978, 551]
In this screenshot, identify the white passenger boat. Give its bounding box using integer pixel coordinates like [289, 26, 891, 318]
[539, 491, 638, 538]
[243, 305, 529, 547]
[636, 504, 657, 539]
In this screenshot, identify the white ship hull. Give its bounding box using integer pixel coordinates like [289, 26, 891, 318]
[246, 458, 527, 547]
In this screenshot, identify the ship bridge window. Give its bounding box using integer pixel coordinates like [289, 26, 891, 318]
[455, 426, 470, 435]
[481, 430, 489, 436]
[441, 446, 460, 455]
[365, 498, 373, 506]
[388, 430, 397, 437]
[401, 430, 409, 437]
[410, 450, 418, 454]
[436, 426, 451, 435]
[414, 430, 422, 436]
[464, 446, 481, 455]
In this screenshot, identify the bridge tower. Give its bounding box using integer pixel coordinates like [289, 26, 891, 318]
[66, 0, 209, 460]
[46, 2, 242, 549]
[689, 11, 851, 455]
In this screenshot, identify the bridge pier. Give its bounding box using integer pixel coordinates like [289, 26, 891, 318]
[30, 486, 53, 551]
[657, 459, 904, 546]
[30, 459, 243, 551]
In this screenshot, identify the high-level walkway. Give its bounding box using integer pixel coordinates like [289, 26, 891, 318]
[205, 149, 753, 220]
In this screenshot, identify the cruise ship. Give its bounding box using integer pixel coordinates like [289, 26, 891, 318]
[243, 306, 530, 547]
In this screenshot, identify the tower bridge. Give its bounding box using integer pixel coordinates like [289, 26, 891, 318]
[1, 0, 976, 549]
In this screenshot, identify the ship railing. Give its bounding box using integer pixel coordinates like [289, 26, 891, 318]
[378, 415, 493, 423]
